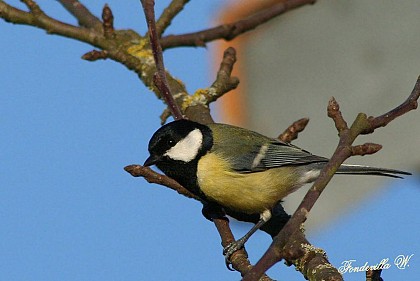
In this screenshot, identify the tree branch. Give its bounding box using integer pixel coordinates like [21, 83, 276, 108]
[278, 117, 310, 143]
[57, 0, 103, 31]
[366, 269, 383, 281]
[155, 0, 189, 37]
[124, 116, 317, 280]
[209, 47, 240, 101]
[141, 0, 184, 120]
[102, 4, 115, 39]
[0, 1, 106, 47]
[181, 47, 239, 117]
[123, 163, 266, 278]
[363, 76, 420, 134]
[243, 76, 420, 281]
[81, 49, 108, 61]
[213, 217, 275, 280]
[3, 1, 414, 279]
[124, 164, 199, 200]
[0, 1, 188, 109]
[160, 0, 316, 49]
[327, 97, 348, 135]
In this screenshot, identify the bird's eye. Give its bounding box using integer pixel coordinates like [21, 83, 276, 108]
[167, 139, 175, 147]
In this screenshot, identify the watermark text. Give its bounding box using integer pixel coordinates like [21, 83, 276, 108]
[339, 254, 414, 274]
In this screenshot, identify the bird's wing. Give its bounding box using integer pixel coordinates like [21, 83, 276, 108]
[209, 124, 328, 173]
[251, 141, 328, 171]
[231, 140, 328, 173]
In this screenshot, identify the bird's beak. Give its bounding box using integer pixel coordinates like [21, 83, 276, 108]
[144, 154, 160, 167]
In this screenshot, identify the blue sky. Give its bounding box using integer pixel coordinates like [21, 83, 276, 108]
[1, 1, 418, 280]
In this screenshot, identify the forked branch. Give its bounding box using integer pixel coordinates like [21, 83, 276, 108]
[57, 0, 103, 30]
[2, 1, 416, 280]
[244, 76, 420, 281]
[160, 0, 316, 49]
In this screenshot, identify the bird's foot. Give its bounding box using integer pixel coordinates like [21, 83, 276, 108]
[223, 237, 247, 271]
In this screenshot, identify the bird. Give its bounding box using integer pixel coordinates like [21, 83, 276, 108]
[144, 119, 410, 264]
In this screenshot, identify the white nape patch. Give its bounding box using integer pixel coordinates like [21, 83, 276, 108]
[300, 169, 321, 184]
[164, 128, 203, 162]
[251, 144, 268, 169]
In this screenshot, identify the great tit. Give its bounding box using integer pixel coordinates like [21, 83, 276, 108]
[144, 119, 410, 260]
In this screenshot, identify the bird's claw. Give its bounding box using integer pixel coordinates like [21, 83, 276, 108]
[223, 239, 246, 271]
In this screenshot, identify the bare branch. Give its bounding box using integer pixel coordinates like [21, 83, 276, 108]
[102, 4, 115, 38]
[212, 217, 267, 278]
[156, 0, 189, 37]
[284, 231, 340, 281]
[278, 118, 310, 143]
[160, 0, 316, 49]
[81, 49, 108, 61]
[183, 47, 239, 113]
[21, 0, 41, 13]
[3, 1, 415, 279]
[57, 0, 102, 30]
[366, 269, 383, 281]
[364, 75, 420, 134]
[327, 97, 348, 134]
[0, 1, 105, 47]
[124, 164, 199, 200]
[209, 47, 240, 100]
[351, 143, 382, 156]
[0, 1, 185, 104]
[243, 77, 420, 281]
[141, 0, 184, 120]
[124, 164, 272, 278]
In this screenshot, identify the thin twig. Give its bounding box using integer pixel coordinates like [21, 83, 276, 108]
[327, 97, 348, 135]
[141, 0, 184, 120]
[0, 1, 186, 106]
[0, 1, 105, 47]
[21, 0, 41, 13]
[351, 143, 382, 156]
[364, 76, 420, 134]
[124, 116, 317, 280]
[123, 164, 270, 278]
[278, 118, 309, 143]
[4, 1, 407, 279]
[366, 269, 383, 281]
[124, 164, 199, 200]
[81, 49, 108, 61]
[102, 4, 115, 38]
[155, 0, 189, 37]
[160, 0, 316, 49]
[57, 0, 103, 30]
[243, 77, 420, 281]
[184, 47, 239, 112]
[209, 47, 240, 101]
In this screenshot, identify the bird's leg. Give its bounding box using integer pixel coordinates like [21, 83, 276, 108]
[223, 209, 272, 270]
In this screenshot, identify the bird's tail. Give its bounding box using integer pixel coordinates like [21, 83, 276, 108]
[337, 164, 411, 178]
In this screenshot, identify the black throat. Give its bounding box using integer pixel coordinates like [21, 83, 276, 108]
[156, 124, 213, 200]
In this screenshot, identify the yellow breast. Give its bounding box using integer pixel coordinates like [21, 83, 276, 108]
[197, 153, 301, 214]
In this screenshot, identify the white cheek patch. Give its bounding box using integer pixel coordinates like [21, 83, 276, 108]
[164, 128, 203, 162]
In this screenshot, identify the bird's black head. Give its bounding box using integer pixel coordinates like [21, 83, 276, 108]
[144, 119, 213, 167]
[144, 119, 213, 197]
